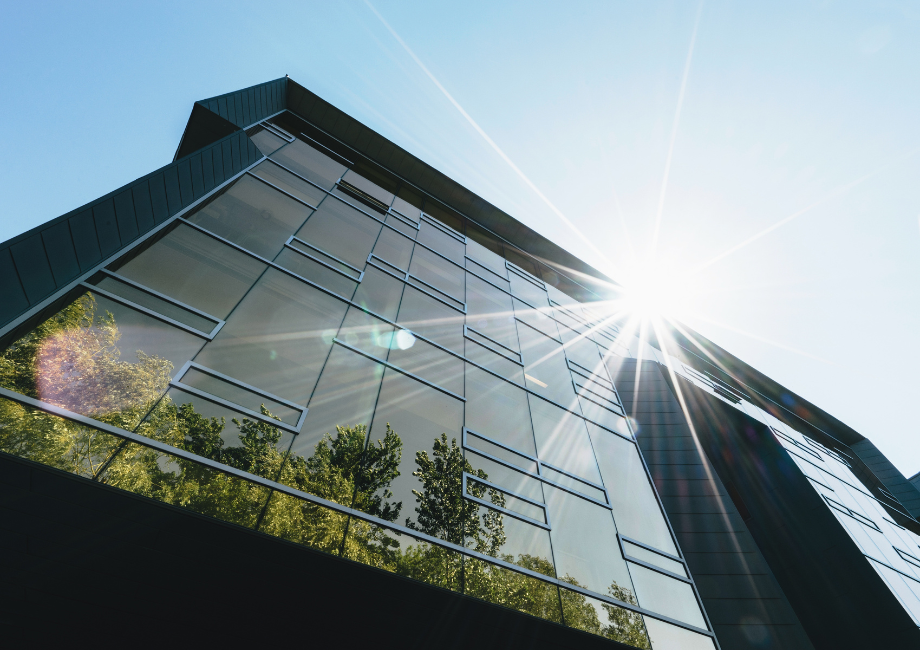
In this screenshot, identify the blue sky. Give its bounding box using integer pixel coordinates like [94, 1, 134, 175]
[3, 1, 920, 473]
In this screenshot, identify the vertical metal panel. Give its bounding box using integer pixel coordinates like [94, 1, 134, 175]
[40, 221, 79, 286]
[112, 190, 139, 244]
[68, 209, 102, 270]
[10, 235, 55, 303]
[207, 99, 218, 114]
[148, 173, 170, 224]
[131, 181, 155, 232]
[176, 159, 193, 206]
[212, 143, 225, 186]
[0, 248, 28, 324]
[229, 134, 241, 173]
[201, 150, 215, 193]
[217, 96, 228, 122]
[221, 140, 233, 180]
[189, 153, 204, 199]
[163, 166, 182, 214]
[92, 201, 121, 257]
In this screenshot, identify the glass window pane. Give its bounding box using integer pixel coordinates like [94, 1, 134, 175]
[418, 219, 465, 264]
[274, 247, 358, 300]
[137, 387, 293, 480]
[258, 490, 348, 555]
[465, 431, 538, 474]
[544, 484, 635, 598]
[295, 196, 383, 269]
[270, 139, 346, 190]
[510, 270, 549, 308]
[1, 292, 204, 431]
[465, 365, 536, 457]
[466, 502, 555, 573]
[396, 285, 465, 354]
[588, 423, 678, 556]
[362, 368, 464, 542]
[372, 227, 415, 272]
[93, 276, 217, 333]
[387, 332, 464, 397]
[285, 343, 386, 507]
[392, 190, 422, 223]
[178, 366, 301, 425]
[561, 327, 608, 377]
[250, 160, 328, 207]
[504, 247, 538, 276]
[384, 213, 418, 238]
[465, 557, 562, 623]
[560, 586, 650, 648]
[422, 203, 464, 234]
[623, 542, 687, 578]
[514, 299, 560, 341]
[464, 337, 525, 383]
[529, 397, 602, 484]
[342, 169, 395, 207]
[337, 307, 397, 357]
[194, 268, 347, 405]
[249, 127, 286, 156]
[187, 175, 313, 259]
[465, 233, 507, 280]
[408, 246, 465, 303]
[466, 450, 544, 503]
[352, 266, 405, 322]
[629, 564, 706, 629]
[642, 618, 716, 650]
[518, 324, 579, 408]
[113, 223, 266, 319]
[466, 273, 519, 353]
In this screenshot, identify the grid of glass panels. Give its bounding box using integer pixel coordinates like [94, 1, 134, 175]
[0, 118, 714, 650]
[667, 350, 920, 631]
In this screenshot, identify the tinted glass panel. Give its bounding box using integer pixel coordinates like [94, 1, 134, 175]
[274, 247, 358, 299]
[250, 160, 327, 207]
[396, 285, 465, 354]
[466, 236, 507, 280]
[179, 366, 301, 425]
[387, 333, 464, 397]
[271, 139, 346, 190]
[418, 219, 464, 264]
[391, 193, 421, 222]
[295, 196, 382, 269]
[250, 128, 287, 156]
[93, 276, 217, 333]
[352, 266, 405, 322]
[466, 365, 536, 457]
[509, 269, 549, 308]
[372, 227, 415, 272]
[643, 619, 715, 650]
[342, 169, 395, 206]
[629, 564, 706, 628]
[587, 423, 678, 556]
[518, 324, 579, 408]
[529, 397, 602, 484]
[409, 246, 465, 303]
[194, 268, 347, 405]
[187, 175, 313, 259]
[623, 541, 687, 578]
[560, 587, 650, 648]
[114, 223, 265, 319]
[466, 273, 519, 353]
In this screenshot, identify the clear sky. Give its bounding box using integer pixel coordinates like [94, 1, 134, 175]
[2, 1, 920, 474]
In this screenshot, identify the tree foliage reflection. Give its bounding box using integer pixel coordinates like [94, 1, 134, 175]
[0, 293, 650, 648]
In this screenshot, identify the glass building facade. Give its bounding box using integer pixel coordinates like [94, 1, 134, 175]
[2, 78, 920, 649]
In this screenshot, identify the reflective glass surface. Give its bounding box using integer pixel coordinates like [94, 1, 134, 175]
[250, 160, 328, 207]
[270, 139, 346, 190]
[295, 196, 382, 269]
[249, 127, 287, 156]
[93, 276, 217, 333]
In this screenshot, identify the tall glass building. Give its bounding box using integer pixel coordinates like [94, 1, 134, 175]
[2, 78, 919, 649]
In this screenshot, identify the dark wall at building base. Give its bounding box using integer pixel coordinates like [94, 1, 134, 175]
[0, 452, 632, 649]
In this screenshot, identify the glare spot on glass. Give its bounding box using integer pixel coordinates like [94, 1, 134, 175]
[321, 329, 336, 345]
[396, 329, 416, 350]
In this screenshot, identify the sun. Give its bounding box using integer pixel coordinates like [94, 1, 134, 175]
[618, 257, 694, 324]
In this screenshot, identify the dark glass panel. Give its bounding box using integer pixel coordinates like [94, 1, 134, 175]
[629, 564, 706, 629]
[464, 337, 525, 383]
[560, 586, 650, 649]
[466, 273, 519, 353]
[137, 387, 293, 480]
[517, 324, 579, 408]
[352, 266, 405, 322]
[387, 331, 464, 397]
[465, 365, 536, 457]
[418, 219, 465, 264]
[408, 245, 465, 303]
[274, 248, 358, 299]
[372, 226, 415, 272]
[465, 431, 538, 474]
[465, 223, 506, 277]
[343, 518, 463, 592]
[384, 213, 418, 238]
[270, 139, 346, 190]
[642, 619, 715, 650]
[361, 368, 464, 543]
[194, 268, 347, 405]
[179, 366, 301, 425]
[504, 247, 538, 276]
[509, 270, 549, 308]
[342, 169, 395, 206]
[113, 223, 266, 319]
[544, 484, 635, 599]
[295, 196, 383, 269]
[464, 557, 562, 623]
[395, 285, 465, 354]
[249, 160, 328, 207]
[391, 189, 422, 222]
[529, 397, 601, 484]
[249, 127, 286, 156]
[587, 423, 678, 556]
[422, 202, 464, 234]
[623, 542, 687, 578]
[541, 465, 607, 504]
[0, 291, 203, 431]
[465, 501, 555, 572]
[93, 276, 216, 333]
[187, 175, 313, 259]
[466, 481, 546, 524]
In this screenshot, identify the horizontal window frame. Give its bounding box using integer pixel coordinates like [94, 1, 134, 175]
[285, 236, 364, 281]
[463, 325, 523, 366]
[386, 206, 421, 231]
[462, 471, 551, 529]
[506, 260, 545, 289]
[245, 168, 320, 210]
[259, 120, 295, 142]
[420, 212, 466, 244]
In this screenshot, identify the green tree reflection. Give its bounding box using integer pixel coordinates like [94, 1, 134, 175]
[0, 292, 650, 649]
